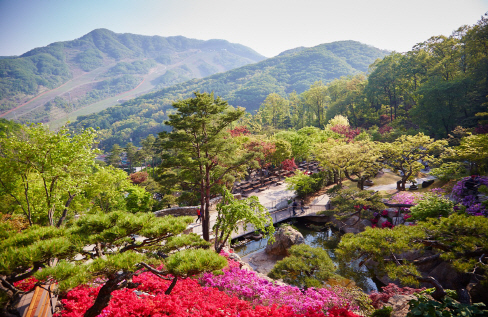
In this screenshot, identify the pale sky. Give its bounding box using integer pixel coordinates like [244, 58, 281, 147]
[1, 0, 487, 58]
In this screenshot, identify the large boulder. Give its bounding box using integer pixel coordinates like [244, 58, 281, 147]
[387, 294, 418, 317]
[265, 225, 304, 256]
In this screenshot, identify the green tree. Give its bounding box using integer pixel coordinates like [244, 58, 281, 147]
[140, 134, 156, 177]
[337, 213, 488, 303]
[158, 92, 256, 241]
[455, 134, 488, 174]
[314, 140, 382, 190]
[303, 81, 329, 128]
[268, 244, 336, 288]
[213, 188, 274, 253]
[124, 142, 138, 172]
[0, 124, 99, 227]
[321, 188, 386, 223]
[257, 93, 290, 129]
[380, 133, 447, 190]
[31, 212, 225, 317]
[106, 144, 123, 167]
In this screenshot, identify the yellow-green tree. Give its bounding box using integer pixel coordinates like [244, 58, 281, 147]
[314, 140, 382, 190]
[380, 133, 447, 190]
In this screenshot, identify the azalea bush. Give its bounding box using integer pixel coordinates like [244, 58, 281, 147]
[388, 192, 425, 205]
[200, 266, 358, 315]
[451, 176, 488, 217]
[53, 252, 362, 317]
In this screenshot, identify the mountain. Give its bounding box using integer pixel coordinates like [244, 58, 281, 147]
[69, 40, 389, 149]
[0, 28, 266, 125]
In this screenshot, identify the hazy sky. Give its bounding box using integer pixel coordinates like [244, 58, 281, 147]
[1, 0, 487, 58]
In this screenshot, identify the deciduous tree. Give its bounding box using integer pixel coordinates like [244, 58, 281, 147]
[379, 133, 447, 190]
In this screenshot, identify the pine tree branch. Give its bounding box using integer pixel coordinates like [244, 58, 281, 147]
[137, 262, 172, 280]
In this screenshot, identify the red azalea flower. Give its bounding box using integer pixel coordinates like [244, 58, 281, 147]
[381, 210, 388, 216]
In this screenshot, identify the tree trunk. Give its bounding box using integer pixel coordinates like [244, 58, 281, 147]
[84, 273, 128, 317]
[165, 276, 178, 295]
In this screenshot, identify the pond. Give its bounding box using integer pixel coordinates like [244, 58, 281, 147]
[232, 218, 379, 293]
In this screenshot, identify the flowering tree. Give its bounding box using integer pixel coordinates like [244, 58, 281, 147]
[451, 176, 488, 217]
[329, 125, 362, 143]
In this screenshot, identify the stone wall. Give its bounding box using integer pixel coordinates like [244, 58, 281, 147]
[154, 206, 199, 217]
[154, 193, 243, 218]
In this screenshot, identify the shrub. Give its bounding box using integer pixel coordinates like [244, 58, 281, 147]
[268, 244, 336, 289]
[369, 283, 425, 309]
[409, 195, 454, 221]
[407, 295, 487, 317]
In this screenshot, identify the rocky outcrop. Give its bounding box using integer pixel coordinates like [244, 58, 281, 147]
[265, 225, 304, 256]
[386, 294, 417, 317]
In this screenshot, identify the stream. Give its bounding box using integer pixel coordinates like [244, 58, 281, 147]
[232, 218, 378, 293]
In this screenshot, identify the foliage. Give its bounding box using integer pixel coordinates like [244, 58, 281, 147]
[268, 244, 336, 289]
[129, 171, 148, 184]
[323, 188, 386, 221]
[200, 265, 359, 315]
[213, 188, 274, 253]
[406, 295, 487, 317]
[409, 194, 454, 221]
[371, 306, 393, 317]
[329, 125, 362, 143]
[430, 162, 467, 181]
[379, 133, 447, 190]
[158, 92, 256, 241]
[338, 212, 488, 301]
[325, 115, 350, 129]
[314, 140, 382, 189]
[0, 124, 99, 226]
[455, 134, 488, 174]
[124, 185, 153, 213]
[286, 170, 317, 198]
[369, 283, 425, 309]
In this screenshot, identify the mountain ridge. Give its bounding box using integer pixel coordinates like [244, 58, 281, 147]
[0, 28, 266, 123]
[68, 40, 389, 149]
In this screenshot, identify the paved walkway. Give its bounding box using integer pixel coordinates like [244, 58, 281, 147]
[367, 169, 436, 191]
[187, 169, 435, 239]
[188, 182, 331, 239]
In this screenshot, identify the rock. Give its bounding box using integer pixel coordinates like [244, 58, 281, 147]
[388, 210, 399, 219]
[377, 217, 389, 227]
[386, 294, 417, 317]
[343, 227, 360, 234]
[422, 179, 435, 188]
[227, 252, 242, 262]
[391, 217, 403, 226]
[249, 250, 285, 275]
[265, 226, 304, 256]
[358, 219, 372, 231]
[345, 215, 360, 226]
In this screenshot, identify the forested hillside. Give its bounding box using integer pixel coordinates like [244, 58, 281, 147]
[0, 28, 265, 124]
[69, 41, 389, 149]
